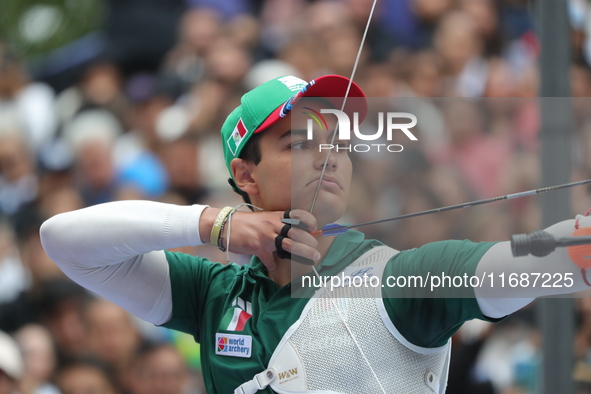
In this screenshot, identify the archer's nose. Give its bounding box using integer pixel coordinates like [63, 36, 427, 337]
[314, 148, 338, 170]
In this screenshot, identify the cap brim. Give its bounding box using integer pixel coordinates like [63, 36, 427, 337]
[254, 75, 367, 134]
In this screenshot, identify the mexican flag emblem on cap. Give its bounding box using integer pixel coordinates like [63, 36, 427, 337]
[227, 119, 249, 156]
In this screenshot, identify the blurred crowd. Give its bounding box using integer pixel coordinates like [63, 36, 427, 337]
[2, 0, 591, 393]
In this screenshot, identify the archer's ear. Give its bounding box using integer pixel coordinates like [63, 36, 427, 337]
[231, 158, 258, 196]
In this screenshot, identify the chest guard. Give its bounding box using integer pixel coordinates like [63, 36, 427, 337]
[235, 246, 451, 394]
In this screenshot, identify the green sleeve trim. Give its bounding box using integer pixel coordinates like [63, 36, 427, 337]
[382, 240, 501, 348]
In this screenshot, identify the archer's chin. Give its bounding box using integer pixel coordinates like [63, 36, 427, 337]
[310, 199, 348, 228]
[293, 188, 346, 208]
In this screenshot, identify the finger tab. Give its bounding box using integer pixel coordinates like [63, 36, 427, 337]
[281, 218, 308, 231]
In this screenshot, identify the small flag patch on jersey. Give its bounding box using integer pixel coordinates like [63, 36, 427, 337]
[220, 297, 252, 331]
[226, 118, 248, 155]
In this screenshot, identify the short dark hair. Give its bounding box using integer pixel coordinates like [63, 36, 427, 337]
[239, 130, 263, 166]
[229, 131, 263, 209]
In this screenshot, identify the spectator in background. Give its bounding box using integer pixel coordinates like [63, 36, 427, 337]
[35, 141, 77, 208]
[38, 279, 91, 363]
[484, 57, 518, 98]
[111, 75, 171, 200]
[129, 343, 192, 394]
[0, 206, 65, 334]
[326, 25, 368, 77]
[378, 0, 453, 50]
[38, 187, 84, 222]
[459, 0, 503, 57]
[399, 50, 444, 97]
[434, 11, 488, 96]
[574, 361, 591, 394]
[437, 100, 512, 198]
[184, 35, 251, 136]
[259, 0, 306, 57]
[55, 63, 128, 129]
[0, 133, 38, 216]
[158, 135, 208, 205]
[55, 358, 120, 394]
[572, 64, 591, 126]
[0, 330, 23, 394]
[185, 0, 252, 20]
[11, 205, 63, 290]
[277, 37, 323, 83]
[124, 74, 174, 153]
[0, 221, 28, 305]
[14, 325, 59, 394]
[447, 321, 496, 394]
[0, 44, 57, 155]
[344, 0, 398, 61]
[225, 14, 262, 58]
[62, 110, 124, 205]
[162, 8, 221, 91]
[80, 64, 127, 115]
[62, 107, 168, 203]
[85, 299, 144, 393]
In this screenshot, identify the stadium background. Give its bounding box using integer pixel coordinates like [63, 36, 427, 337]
[1, 0, 591, 393]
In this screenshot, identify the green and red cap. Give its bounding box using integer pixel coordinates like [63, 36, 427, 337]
[221, 74, 367, 192]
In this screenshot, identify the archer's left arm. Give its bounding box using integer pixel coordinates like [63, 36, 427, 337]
[475, 217, 590, 318]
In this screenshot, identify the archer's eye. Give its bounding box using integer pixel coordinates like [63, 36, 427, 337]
[290, 141, 310, 150]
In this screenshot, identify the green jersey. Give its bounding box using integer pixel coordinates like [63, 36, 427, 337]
[162, 230, 497, 393]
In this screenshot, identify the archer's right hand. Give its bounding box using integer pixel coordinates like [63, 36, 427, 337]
[201, 208, 320, 271]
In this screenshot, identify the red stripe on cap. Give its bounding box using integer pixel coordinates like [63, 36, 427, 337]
[254, 74, 367, 134]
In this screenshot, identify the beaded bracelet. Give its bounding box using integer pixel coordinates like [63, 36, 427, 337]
[217, 212, 232, 252]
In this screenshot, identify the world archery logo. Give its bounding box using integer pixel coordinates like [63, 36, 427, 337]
[217, 336, 228, 352]
[302, 107, 328, 132]
[215, 333, 252, 358]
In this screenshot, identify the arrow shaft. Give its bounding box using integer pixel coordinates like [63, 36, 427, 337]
[311, 179, 591, 237]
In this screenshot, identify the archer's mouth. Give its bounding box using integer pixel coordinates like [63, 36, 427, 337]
[306, 176, 342, 190]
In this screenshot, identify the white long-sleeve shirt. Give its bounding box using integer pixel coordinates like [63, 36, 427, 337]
[40, 201, 208, 325]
